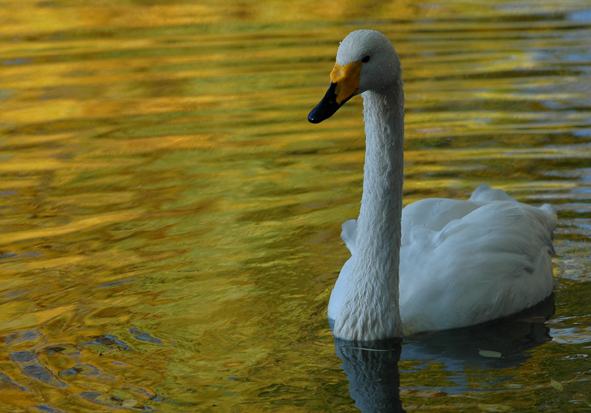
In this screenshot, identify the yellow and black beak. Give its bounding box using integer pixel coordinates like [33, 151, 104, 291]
[308, 60, 363, 124]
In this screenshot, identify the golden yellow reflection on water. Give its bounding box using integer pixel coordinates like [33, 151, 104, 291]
[1, 0, 591, 411]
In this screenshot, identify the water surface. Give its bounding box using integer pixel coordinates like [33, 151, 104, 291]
[1, 0, 591, 411]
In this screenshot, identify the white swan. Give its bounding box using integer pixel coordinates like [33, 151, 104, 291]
[308, 30, 556, 341]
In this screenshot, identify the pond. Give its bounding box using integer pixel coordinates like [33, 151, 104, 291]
[0, 0, 590, 411]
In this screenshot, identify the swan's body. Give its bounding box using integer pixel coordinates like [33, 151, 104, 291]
[329, 185, 556, 336]
[309, 30, 556, 341]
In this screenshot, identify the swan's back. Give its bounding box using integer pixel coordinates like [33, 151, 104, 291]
[328, 185, 556, 335]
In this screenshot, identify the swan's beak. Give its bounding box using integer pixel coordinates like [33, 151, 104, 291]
[308, 60, 362, 123]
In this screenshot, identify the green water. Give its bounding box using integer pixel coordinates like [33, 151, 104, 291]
[0, 0, 590, 411]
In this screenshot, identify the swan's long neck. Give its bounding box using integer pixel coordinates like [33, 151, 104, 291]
[334, 80, 404, 341]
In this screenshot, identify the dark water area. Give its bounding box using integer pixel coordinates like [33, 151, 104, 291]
[0, 0, 590, 411]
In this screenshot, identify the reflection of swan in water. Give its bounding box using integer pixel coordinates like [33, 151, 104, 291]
[335, 338, 405, 413]
[309, 30, 556, 341]
[333, 295, 554, 411]
[401, 294, 554, 371]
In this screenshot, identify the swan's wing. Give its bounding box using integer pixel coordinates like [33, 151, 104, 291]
[400, 196, 556, 335]
[401, 198, 479, 238]
[341, 219, 357, 254]
[327, 219, 358, 320]
[468, 183, 518, 202]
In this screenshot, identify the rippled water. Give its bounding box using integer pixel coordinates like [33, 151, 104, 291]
[1, 0, 591, 411]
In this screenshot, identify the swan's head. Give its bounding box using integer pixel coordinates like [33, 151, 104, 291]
[308, 30, 401, 124]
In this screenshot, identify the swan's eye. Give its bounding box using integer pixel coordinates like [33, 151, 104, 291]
[362, 55, 370, 63]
